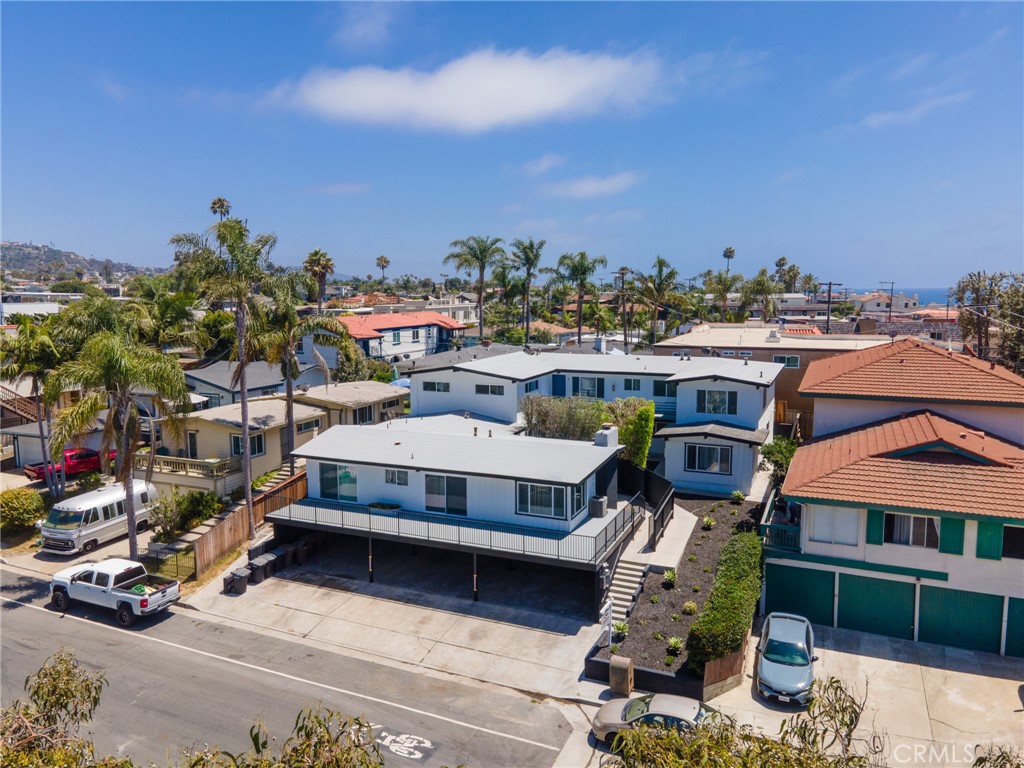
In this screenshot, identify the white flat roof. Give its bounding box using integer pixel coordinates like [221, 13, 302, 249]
[442, 350, 781, 386]
[192, 398, 325, 431]
[375, 413, 520, 438]
[656, 324, 895, 351]
[293, 424, 619, 484]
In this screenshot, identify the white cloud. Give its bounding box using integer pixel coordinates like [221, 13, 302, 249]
[305, 181, 370, 196]
[545, 171, 641, 199]
[523, 153, 567, 176]
[773, 168, 806, 186]
[334, 3, 400, 48]
[514, 217, 560, 233]
[267, 47, 665, 133]
[673, 48, 769, 95]
[890, 53, 934, 81]
[582, 208, 644, 224]
[94, 74, 129, 102]
[860, 91, 971, 128]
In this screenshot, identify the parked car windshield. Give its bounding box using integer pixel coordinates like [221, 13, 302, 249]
[623, 695, 654, 721]
[43, 508, 84, 529]
[763, 638, 810, 666]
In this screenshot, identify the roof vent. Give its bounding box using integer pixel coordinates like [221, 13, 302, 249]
[766, 330, 781, 343]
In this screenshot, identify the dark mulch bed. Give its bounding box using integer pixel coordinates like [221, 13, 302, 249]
[596, 493, 763, 676]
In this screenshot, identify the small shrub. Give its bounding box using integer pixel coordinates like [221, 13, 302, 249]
[682, 601, 698, 615]
[663, 568, 677, 586]
[653, 631, 664, 641]
[730, 508, 739, 516]
[612, 620, 629, 638]
[731, 490, 746, 504]
[687, 554, 696, 562]
[0, 488, 44, 530]
[692, 584, 701, 593]
[704, 566, 712, 573]
[671, 613, 681, 622]
[650, 594, 660, 604]
[664, 656, 675, 666]
[75, 471, 102, 493]
[667, 636, 684, 654]
[638, 618, 648, 626]
[610, 643, 619, 655]
[702, 515, 716, 530]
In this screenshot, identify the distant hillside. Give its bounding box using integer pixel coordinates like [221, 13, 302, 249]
[1, 241, 156, 278]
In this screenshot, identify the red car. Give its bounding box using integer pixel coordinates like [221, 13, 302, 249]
[24, 449, 116, 481]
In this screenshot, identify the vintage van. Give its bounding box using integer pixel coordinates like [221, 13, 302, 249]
[38, 482, 158, 555]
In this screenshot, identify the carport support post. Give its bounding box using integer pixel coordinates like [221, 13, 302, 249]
[472, 553, 479, 601]
[368, 537, 374, 583]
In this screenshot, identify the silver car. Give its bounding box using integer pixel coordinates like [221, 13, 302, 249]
[591, 693, 715, 746]
[755, 612, 818, 705]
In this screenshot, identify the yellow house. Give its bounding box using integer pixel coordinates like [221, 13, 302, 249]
[136, 397, 327, 497]
[286, 381, 408, 427]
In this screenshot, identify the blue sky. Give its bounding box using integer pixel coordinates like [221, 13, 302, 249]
[3, 2, 1021, 288]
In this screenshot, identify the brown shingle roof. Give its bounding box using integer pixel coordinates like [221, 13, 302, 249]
[782, 411, 1024, 518]
[799, 339, 1024, 405]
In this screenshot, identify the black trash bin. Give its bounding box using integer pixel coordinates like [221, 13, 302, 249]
[295, 539, 310, 565]
[231, 568, 250, 595]
[248, 555, 269, 584]
[223, 573, 235, 594]
[270, 547, 287, 573]
[261, 551, 278, 577]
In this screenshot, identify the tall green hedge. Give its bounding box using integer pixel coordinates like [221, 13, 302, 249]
[686, 532, 763, 672]
[0, 488, 44, 530]
[606, 397, 655, 468]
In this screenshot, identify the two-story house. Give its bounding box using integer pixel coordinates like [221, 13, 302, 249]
[184, 361, 326, 408]
[763, 341, 1024, 657]
[284, 381, 407, 427]
[409, 351, 783, 495]
[328, 311, 467, 364]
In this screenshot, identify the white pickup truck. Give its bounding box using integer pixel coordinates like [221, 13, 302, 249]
[49, 558, 180, 627]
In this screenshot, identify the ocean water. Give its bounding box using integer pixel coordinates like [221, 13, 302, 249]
[848, 287, 951, 306]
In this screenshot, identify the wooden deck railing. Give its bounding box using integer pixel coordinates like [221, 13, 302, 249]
[134, 454, 241, 478]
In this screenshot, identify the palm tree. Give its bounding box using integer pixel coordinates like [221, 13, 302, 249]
[375, 255, 391, 286]
[253, 279, 353, 475]
[0, 317, 62, 497]
[549, 251, 608, 346]
[722, 246, 736, 275]
[509, 238, 546, 341]
[444, 236, 506, 337]
[704, 270, 744, 321]
[741, 268, 784, 321]
[799, 273, 821, 302]
[46, 332, 190, 561]
[303, 249, 335, 314]
[170, 217, 277, 540]
[634, 256, 681, 344]
[210, 197, 231, 221]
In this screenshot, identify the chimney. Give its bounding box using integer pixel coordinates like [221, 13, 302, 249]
[594, 422, 619, 447]
[473, 427, 478, 437]
[488, 429, 493, 437]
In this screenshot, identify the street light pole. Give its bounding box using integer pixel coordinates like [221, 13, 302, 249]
[824, 281, 843, 334]
[880, 280, 895, 323]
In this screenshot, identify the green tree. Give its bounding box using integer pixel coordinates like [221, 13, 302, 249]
[773, 256, 801, 293]
[634, 256, 682, 343]
[799, 272, 821, 301]
[954, 271, 1005, 362]
[0, 316, 63, 496]
[549, 251, 608, 346]
[46, 332, 190, 560]
[303, 249, 335, 314]
[509, 237, 546, 341]
[722, 246, 735, 275]
[605, 398, 655, 467]
[741, 268, 784, 321]
[759, 436, 798, 487]
[704, 270, 744, 322]
[170, 216, 276, 539]
[375, 254, 391, 285]
[210, 197, 231, 221]
[995, 272, 1024, 374]
[445, 236, 506, 338]
[520, 395, 609, 441]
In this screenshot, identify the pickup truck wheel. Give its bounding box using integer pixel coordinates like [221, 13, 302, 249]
[81, 540, 98, 554]
[51, 589, 70, 612]
[115, 603, 137, 627]
[136, 520, 148, 533]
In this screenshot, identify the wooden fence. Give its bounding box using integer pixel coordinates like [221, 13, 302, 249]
[193, 470, 308, 577]
[701, 628, 751, 700]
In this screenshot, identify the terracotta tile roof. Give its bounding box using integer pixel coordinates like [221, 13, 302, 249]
[338, 311, 466, 340]
[781, 326, 823, 336]
[799, 338, 1024, 405]
[782, 411, 1024, 518]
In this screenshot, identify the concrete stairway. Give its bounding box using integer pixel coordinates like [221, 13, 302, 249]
[607, 559, 648, 622]
[259, 458, 306, 492]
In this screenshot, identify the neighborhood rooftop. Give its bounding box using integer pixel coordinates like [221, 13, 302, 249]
[782, 410, 1024, 518]
[185, 361, 315, 392]
[336, 311, 466, 340]
[292, 381, 409, 407]
[436, 349, 782, 386]
[655, 322, 900, 351]
[192, 397, 325, 431]
[798, 338, 1024, 405]
[292, 424, 620, 485]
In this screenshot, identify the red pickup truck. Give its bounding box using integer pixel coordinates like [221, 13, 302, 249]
[24, 449, 116, 481]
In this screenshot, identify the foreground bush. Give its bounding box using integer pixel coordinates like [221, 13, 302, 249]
[685, 532, 762, 672]
[0, 488, 44, 531]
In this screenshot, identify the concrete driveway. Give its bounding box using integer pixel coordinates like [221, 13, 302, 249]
[1, 528, 155, 576]
[711, 623, 1024, 767]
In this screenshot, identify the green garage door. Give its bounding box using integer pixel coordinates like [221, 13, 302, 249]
[919, 586, 1003, 654]
[1006, 598, 1024, 658]
[765, 564, 834, 626]
[838, 574, 915, 640]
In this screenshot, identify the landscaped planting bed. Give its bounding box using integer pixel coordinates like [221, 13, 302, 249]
[595, 493, 763, 679]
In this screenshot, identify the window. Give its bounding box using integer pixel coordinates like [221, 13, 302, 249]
[382, 398, 401, 409]
[261, 388, 277, 396]
[423, 381, 450, 393]
[425, 474, 467, 515]
[517, 483, 567, 519]
[524, 379, 539, 393]
[578, 376, 598, 398]
[721, 350, 736, 357]
[773, 355, 800, 368]
[623, 378, 640, 391]
[231, 433, 265, 457]
[297, 418, 321, 433]
[652, 380, 678, 398]
[385, 469, 409, 486]
[570, 481, 587, 518]
[411, 329, 420, 342]
[475, 384, 504, 396]
[141, 491, 149, 504]
[884, 513, 938, 549]
[1003, 526, 1024, 560]
[392, 331, 401, 344]
[810, 507, 859, 546]
[318, 463, 357, 501]
[296, 338, 304, 354]
[697, 390, 738, 415]
[354, 405, 374, 424]
[739, 351, 753, 358]
[685, 444, 732, 474]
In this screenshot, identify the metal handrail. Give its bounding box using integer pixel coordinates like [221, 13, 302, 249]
[269, 491, 645, 564]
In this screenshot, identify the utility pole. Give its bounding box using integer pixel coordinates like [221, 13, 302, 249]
[824, 281, 843, 334]
[617, 267, 631, 353]
[879, 281, 895, 323]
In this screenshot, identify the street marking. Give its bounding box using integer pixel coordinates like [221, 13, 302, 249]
[0, 596, 559, 752]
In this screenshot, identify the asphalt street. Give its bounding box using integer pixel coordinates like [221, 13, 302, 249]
[0, 570, 571, 767]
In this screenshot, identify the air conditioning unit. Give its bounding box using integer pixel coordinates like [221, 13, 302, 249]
[589, 496, 608, 518]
